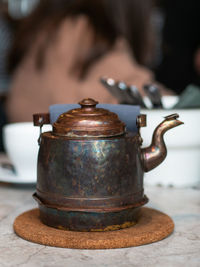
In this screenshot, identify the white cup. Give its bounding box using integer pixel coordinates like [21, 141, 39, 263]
[3, 122, 52, 181]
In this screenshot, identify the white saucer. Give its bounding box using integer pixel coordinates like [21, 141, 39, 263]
[0, 166, 36, 184]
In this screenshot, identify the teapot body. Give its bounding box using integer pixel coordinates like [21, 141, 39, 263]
[34, 131, 148, 231]
[33, 98, 183, 231]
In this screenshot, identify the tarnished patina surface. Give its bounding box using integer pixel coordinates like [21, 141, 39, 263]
[34, 192, 146, 232]
[37, 132, 144, 207]
[35, 132, 147, 231]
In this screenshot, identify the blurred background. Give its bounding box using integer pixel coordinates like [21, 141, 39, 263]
[0, 0, 200, 151]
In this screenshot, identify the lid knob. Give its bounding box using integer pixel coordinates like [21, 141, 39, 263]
[79, 98, 99, 109]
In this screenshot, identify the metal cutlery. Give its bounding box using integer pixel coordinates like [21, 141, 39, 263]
[100, 77, 127, 104]
[100, 77, 147, 107]
[143, 84, 163, 108]
[129, 85, 146, 108]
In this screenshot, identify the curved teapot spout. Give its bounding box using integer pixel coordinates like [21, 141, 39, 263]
[141, 114, 183, 172]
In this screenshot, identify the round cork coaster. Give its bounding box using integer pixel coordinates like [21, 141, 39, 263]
[13, 207, 174, 249]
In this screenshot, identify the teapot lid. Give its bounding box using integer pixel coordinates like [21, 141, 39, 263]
[53, 98, 126, 137]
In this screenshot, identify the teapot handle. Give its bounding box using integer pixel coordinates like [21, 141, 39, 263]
[136, 114, 146, 145]
[33, 113, 50, 145]
[33, 113, 50, 126]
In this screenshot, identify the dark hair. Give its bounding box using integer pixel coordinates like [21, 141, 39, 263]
[8, 0, 153, 78]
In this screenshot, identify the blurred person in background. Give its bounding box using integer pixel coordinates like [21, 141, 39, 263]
[6, 0, 156, 122]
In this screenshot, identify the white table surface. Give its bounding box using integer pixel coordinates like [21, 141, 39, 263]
[0, 154, 200, 267]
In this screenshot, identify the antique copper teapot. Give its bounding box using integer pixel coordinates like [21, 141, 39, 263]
[33, 98, 183, 231]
